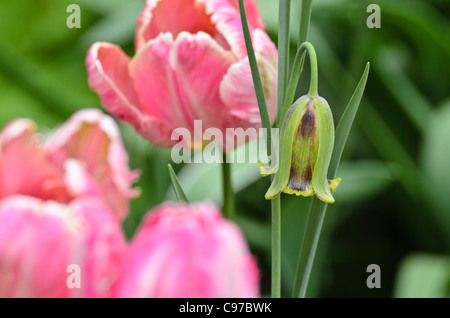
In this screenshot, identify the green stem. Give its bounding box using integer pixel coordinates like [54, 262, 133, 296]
[304, 43, 319, 97]
[222, 153, 235, 220]
[281, 42, 319, 121]
[276, 0, 291, 128]
[294, 0, 314, 86]
[299, 0, 313, 46]
[271, 195, 281, 297]
[270, 0, 291, 298]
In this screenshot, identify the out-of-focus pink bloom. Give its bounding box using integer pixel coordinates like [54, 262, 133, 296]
[112, 202, 260, 298]
[0, 119, 70, 202]
[46, 109, 139, 220]
[86, 0, 278, 150]
[0, 196, 127, 298]
[0, 109, 138, 220]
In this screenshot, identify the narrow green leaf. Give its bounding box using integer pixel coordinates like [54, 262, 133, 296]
[238, 0, 272, 154]
[167, 164, 190, 203]
[328, 62, 370, 177]
[276, 0, 291, 128]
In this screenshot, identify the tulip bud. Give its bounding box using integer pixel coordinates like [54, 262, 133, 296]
[264, 95, 341, 203]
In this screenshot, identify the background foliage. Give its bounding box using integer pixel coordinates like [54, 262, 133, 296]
[0, 0, 449, 297]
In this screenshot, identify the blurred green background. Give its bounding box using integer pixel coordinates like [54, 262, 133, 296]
[0, 0, 449, 297]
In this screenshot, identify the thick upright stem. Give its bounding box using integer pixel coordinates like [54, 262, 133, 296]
[299, 0, 313, 46]
[276, 0, 291, 128]
[270, 0, 291, 298]
[271, 196, 281, 297]
[222, 153, 235, 220]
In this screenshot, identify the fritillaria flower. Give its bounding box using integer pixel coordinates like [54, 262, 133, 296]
[263, 95, 341, 204]
[86, 0, 278, 150]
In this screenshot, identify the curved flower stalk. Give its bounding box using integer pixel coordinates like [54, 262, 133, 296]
[112, 202, 260, 298]
[0, 109, 138, 220]
[86, 0, 278, 150]
[0, 195, 127, 298]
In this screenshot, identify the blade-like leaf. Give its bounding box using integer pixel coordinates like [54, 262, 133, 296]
[168, 164, 190, 203]
[238, 0, 272, 154]
[329, 62, 370, 177]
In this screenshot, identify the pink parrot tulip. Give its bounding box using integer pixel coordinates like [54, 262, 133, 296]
[0, 195, 127, 298]
[112, 202, 260, 298]
[86, 0, 278, 150]
[0, 109, 138, 220]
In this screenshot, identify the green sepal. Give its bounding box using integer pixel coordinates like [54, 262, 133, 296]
[265, 96, 309, 199]
[311, 97, 337, 203]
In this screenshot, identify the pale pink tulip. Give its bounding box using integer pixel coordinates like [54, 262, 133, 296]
[0, 196, 127, 298]
[0, 119, 70, 202]
[86, 0, 278, 150]
[0, 109, 138, 220]
[46, 109, 139, 220]
[112, 202, 260, 298]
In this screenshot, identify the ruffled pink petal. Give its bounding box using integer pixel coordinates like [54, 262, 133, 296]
[135, 0, 265, 60]
[172, 32, 235, 131]
[200, 0, 248, 59]
[86, 42, 141, 125]
[220, 29, 278, 127]
[131, 32, 234, 145]
[135, 0, 218, 51]
[112, 202, 259, 298]
[225, 0, 265, 30]
[87, 42, 174, 147]
[0, 120, 70, 202]
[46, 109, 139, 221]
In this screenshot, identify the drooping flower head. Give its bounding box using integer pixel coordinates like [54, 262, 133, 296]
[264, 95, 341, 203]
[86, 0, 278, 150]
[262, 42, 341, 204]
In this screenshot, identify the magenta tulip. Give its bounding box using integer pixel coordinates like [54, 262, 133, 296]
[0, 196, 127, 297]
[86, 0, 278, 149]
[112, 202, 260, 297]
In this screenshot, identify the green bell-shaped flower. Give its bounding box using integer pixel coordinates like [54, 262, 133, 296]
[263, 94, 341, 203]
